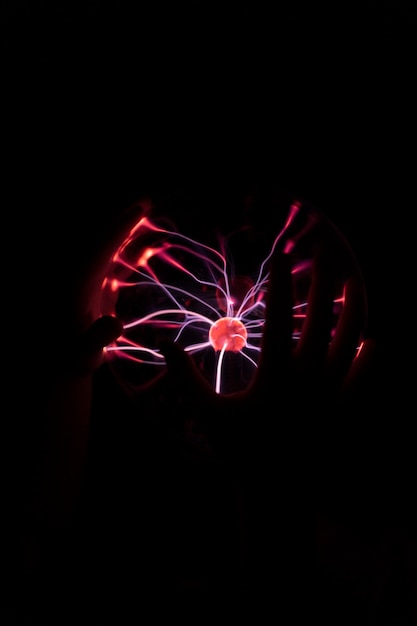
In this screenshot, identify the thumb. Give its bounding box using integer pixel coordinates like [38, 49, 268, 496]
[158, 339, 215, 403]
[72, 315, 124, 376]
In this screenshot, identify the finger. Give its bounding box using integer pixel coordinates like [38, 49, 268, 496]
[84, 314, 124, 350]
[327, 272, 368, 383]
[255, 251, 293, 389]
[295, 245, 335, 369]
[72, 315, 124, 375]
[341, 335, 377, 397]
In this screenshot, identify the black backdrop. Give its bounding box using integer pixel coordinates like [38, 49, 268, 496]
[4, 2, 414, 335]
[4, 2, 416, 622]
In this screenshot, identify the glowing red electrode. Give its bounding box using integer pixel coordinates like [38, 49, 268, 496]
[209, 317, 248, 352]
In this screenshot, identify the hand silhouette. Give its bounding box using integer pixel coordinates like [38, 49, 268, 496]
[158, 243, 375, 469]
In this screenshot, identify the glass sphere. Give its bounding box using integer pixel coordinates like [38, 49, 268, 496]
[100, 187, 366, 398]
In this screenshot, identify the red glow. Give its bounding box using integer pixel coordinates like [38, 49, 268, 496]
[137, 246, 156, 267]
[209, 317, 248, 352]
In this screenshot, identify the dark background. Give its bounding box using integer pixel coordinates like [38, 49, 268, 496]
[3, 1, 415, 343]
[4, 1, 416, 622]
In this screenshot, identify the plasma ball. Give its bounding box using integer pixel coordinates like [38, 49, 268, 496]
[101, 196, 365, 397]
[209, 317, 248, 352]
